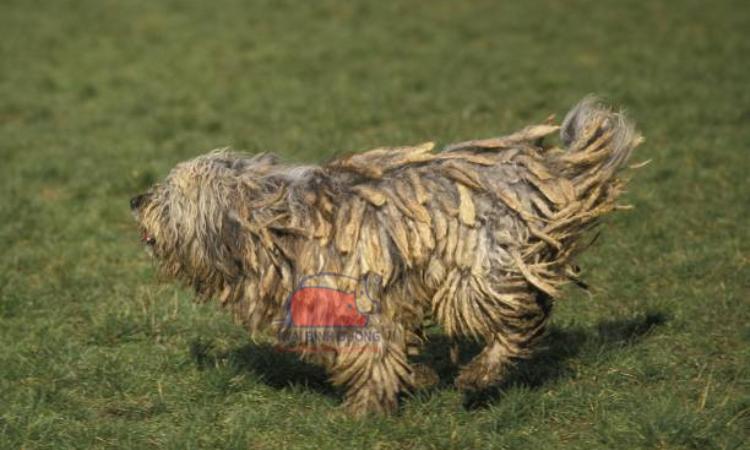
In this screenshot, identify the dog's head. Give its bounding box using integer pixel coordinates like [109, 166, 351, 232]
[130, 150, 280, 290]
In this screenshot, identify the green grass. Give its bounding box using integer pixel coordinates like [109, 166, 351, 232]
[1, 0, 748, 448]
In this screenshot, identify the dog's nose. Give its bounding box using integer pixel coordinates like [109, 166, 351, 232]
[130, 194, 145, 211]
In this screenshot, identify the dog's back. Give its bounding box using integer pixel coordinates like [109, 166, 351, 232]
[325, 97, 642, 300]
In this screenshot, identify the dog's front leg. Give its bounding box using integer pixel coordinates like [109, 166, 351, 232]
[329, 321, 414, 417]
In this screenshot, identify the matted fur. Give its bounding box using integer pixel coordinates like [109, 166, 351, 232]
[131, 97, 643, 416]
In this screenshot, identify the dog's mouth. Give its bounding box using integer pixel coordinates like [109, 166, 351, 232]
[141, 230, 156, 246]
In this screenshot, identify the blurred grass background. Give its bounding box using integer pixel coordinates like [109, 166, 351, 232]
[1, 0, 748, 448]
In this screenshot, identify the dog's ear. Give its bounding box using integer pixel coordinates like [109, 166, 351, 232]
[221, 152, 279, 172]
[248, 152, 279, 166]
[220, 211, 246, 274]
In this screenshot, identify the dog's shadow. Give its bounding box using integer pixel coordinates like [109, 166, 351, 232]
[190, 339, 338, 397]
[453, 310, 668, 409]
[189, 311, 667, 409]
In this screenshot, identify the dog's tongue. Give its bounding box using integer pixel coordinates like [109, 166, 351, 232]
[141, 231, 152, 243]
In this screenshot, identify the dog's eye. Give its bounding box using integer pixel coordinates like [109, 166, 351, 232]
[130, 195, 144, 210]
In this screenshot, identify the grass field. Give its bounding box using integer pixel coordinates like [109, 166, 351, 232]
[1, 0, 749, 448]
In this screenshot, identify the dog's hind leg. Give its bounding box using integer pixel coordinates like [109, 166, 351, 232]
[454, 329, 539, 391]
[329, 320, 414, 416]
[452, 286, 552, 391]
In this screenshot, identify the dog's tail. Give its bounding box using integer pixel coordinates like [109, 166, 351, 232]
[554, 96, 644, 187]
[535, 97, 644, 285]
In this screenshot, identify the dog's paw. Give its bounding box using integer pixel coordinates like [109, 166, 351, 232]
[454, 363, 505, 391]
[412, 363, 440, 390]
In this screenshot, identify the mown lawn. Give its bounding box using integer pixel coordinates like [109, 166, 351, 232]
[1, 0, 748, 448]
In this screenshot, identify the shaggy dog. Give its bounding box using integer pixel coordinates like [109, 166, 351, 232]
[131, 97, 642, 416]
